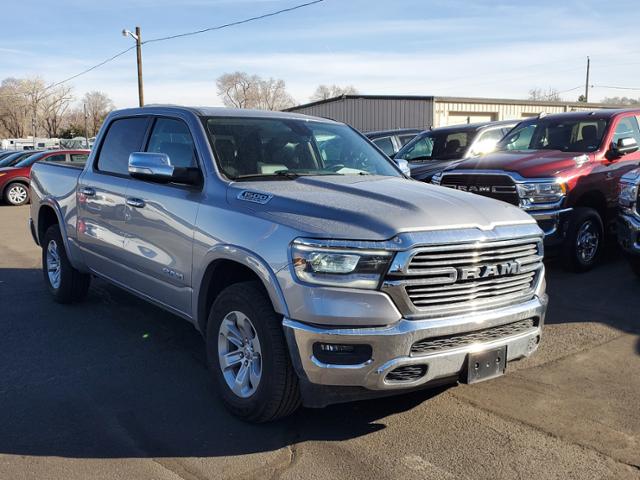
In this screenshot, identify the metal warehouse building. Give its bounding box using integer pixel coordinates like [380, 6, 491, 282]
[286, 95, 616, 132]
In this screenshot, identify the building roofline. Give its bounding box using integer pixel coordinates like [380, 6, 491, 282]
[285, 94, 627, 111]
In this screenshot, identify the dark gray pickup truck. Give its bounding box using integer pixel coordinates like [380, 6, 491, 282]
[29, 106, 547, 421]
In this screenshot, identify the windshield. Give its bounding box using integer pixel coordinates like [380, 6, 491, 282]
[0, 152, 31, 168]
[395, 129, 475, 162]
[496, 117, 608, 153]
[204, 117, 401, 180]
[14, 152, 48, 168]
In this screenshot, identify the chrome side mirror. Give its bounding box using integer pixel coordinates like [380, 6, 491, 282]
[128, 152, 174, 181]
[610, 137, 639, 158]
[395, 158, 411, 177]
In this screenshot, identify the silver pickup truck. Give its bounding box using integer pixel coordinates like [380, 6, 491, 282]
[29, 106, 548, 422]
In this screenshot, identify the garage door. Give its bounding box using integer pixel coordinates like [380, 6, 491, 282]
[446, 112, 497, 126]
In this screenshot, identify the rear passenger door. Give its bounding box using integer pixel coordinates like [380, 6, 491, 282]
[77, 116, 150, 283]
[120, 116, 203, 316]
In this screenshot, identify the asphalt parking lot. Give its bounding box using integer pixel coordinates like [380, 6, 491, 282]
[0, 204, 639, 480]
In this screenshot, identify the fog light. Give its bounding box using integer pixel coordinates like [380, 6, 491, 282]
[312, 343, 372, 365]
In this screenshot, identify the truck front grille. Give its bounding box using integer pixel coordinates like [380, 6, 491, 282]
[440, 174, 519, 206]
[411, 319, 536, 354]
[382, 236, 543, 318]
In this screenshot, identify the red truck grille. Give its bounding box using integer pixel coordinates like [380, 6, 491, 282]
[440, 174, 519, 206]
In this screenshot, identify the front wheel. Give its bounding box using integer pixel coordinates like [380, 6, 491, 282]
[206, 281, 300, 422]
[561, 207, 604, 272]
[42, 225, 91, 303]
[4, 182, 29, 206]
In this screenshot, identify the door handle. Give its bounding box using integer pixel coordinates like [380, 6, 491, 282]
[80, 186, 96, 196]
[126, 197, 146, 208]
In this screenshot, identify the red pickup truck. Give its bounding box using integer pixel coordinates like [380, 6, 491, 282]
[0, 150, 89, 206]
[432, 109, 640, 271]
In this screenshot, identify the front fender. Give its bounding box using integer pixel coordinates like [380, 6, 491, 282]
[193, 244, 290, 333]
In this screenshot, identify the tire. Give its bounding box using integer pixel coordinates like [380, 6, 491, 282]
[206, 281, 300, 422]
[42, 225, 91, 304]
[4, 182, 29, 206]
[561, 207, 604, 272]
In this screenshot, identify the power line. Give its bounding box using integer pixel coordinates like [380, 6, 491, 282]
[39, 0, 324, 92]
[594, 84, 640, 91]
[144, 0, 324, 45]
[46, 46, 136, 91]
[556, 85, 583, 94]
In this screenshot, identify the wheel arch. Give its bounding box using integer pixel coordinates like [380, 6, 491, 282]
[195, 248, 289, 336]
[573, 190, 607, 222]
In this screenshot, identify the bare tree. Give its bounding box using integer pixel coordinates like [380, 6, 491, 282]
[528, 87, 561, 102]
[601, 96, 640, 105]
[83, 91, 114, 136]
[0, 78, 29, 138]
[256, 78, 295, 110]
[216, 71, 260, 109]
[40, 85, 74, 137]
[216, 72, 296, 110]
[310, 84, 358, 101]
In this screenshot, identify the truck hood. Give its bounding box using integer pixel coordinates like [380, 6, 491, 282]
[410, 159, 466, 181]
[451, 150, 590, 178]
[226, 175, 535, 241]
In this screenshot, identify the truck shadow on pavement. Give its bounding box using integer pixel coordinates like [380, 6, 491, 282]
[543, 245, 640, 347]
[0, 267, 447, 459]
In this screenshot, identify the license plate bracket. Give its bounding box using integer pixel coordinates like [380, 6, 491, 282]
[465, 346, 507, 384]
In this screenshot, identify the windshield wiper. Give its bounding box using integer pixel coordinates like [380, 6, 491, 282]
[234, 171, 303, 181]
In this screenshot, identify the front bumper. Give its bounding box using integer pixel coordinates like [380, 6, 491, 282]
[283, 294, 547, 391]
[528, 208, 573, 246]
[618, 213, 640, 255]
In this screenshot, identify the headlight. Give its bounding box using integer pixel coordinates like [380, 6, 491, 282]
[516, 182, 566, 208]
[619, 182, 638, 208]
[291, 243, 392, 289]
[431, 172, 442, 185]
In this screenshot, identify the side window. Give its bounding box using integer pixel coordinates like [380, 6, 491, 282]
[470, 128, 504, 156]
[45, 154, 66, 163]
[97, 117, 149, 175]
[70, 154, 89, 164]
[146, 118, 197, 168]
[372, 136, 395, 156]
[612, 116, 640, 145]
[398, 134, 417, 146]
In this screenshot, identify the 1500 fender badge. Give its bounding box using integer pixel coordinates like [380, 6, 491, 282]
[238, 190, 273, 205]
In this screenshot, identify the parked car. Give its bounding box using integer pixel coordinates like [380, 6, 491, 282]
[0, 150, 43, 168]
[432, 109, 640, 271]
[30, 106, 547, 422]
[0, 150, 89, 206]
[365, 128, 422, 157]
[395, 120, 517, 182]
[618, 168, 640, 276]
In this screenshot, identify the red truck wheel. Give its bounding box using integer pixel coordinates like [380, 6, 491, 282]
[562, 207, 603, 272]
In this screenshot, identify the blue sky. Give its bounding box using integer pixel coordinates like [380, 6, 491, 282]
[1, 0, 640, 108]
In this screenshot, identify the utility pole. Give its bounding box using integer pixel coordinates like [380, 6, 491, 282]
[584, 56, 590, 103]
[83, 103, 89, 148]
[122, 26, 144, 107]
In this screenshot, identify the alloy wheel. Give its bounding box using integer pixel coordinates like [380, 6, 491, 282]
[576, 220, 599, 263]
[8, 184, 27, 205]
[46, 240, 62, 289]
[218, 311, 262, 398]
